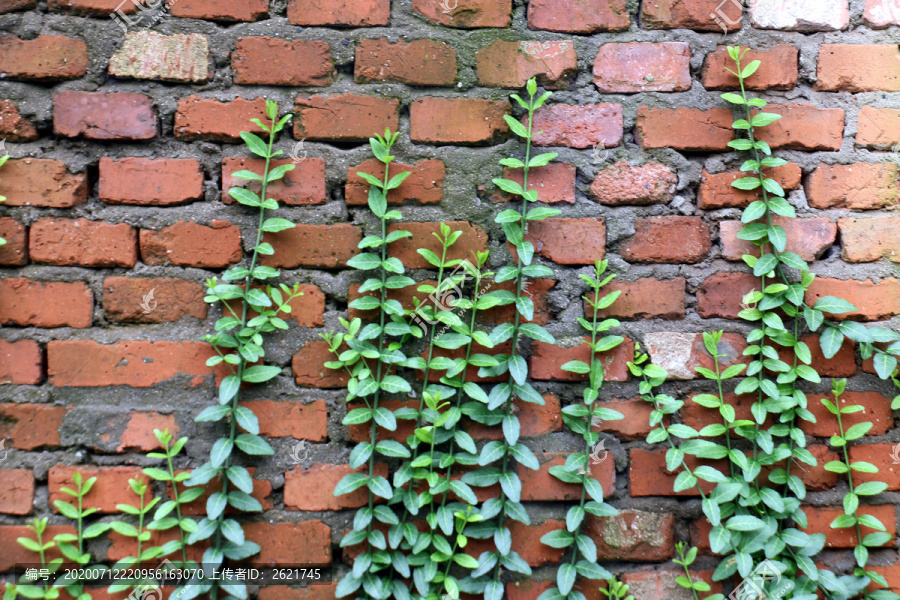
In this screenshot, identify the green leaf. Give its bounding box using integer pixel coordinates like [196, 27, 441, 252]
[814, 296, 858, 314]
[240, 131, 270, 158]
[347, 253, 382, 271]
[234, 434, 273, 455]
[242, 365, 281, 383]
[218, 375, 241, 405]
[261, 218, 295, 233]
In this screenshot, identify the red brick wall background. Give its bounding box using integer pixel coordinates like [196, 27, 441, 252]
[0, 0, 899, 597]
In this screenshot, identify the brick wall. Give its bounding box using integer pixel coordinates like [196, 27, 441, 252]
[1, 0, 899, 598]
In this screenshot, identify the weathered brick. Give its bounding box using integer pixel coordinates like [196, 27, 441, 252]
[29, 218, 137, 268]
[0, 470, 33, 515]
[0, 35, 87, 81]
[288, 0, 389, 26]
[803, 505, 894, 548]
[806, 163, 898, 209]
[590, 161, 676, 205]
[99, 158, 203, 206]
[258, 585, 338, 600]
[683, 392, 761, 431]
[50, 466, 149, 513]
[484, 279, 556, 326]
[499, 162, 577, 204]
[173, 470, 272, 517]
[477, 40, 577, 89]
[0, 100, 38, 142]
[226, 284, 325, 328]
[263, 224, 361, 269]
[467, 394, 561, 439]
[865, 0, 900, 26]
[703, 46, 798, 90]
[620, 216, 710, 264]
[347, 159, 444, 205]
[412, 0, 510, 27]
[697, 272, 758, 319]
[641, 0, 741, 31]
[1, 159, 87, 208]
[778, 335, 857, 377]
[531, 103, 622, 148]
[849, 444, 900, 492]
[356, 39, 456, 86]
[806, 278, 900, 321]
[0, 218, 26, 266]
[0, 404, 64, 448]
[0, 0, 36, 13]
[285, 463, 388, 510]
[140, 221, 241, 268]
[233, 37, 333, 86]
[239, 399, 328, 441]
[719, 217, 836, 262]
[109, 32, 209, 83]
[857, 107, 900, 149]
[521, 452, 614, 501]
[174, 96, 266, 142]
[816, 44, 900, 92]
[411, 98, 509, 144]
[531, 338, 633, 382]
[635, 107, 733, 151]
[804, 392, 893, 438]
[622, 571, 722, 600]
[840, 216, 900, 263]
[224, 157, 326, 206]
[108, 528, 207, 563]
[698, 163, 802, 209]
[118, 412, 177, 451]
[592, 278, 686, 320]
[585, 510, 675, 561]
[48, 0, 136, 14]
[54, 91, 157, 141]
[464, 519, 564, 566]
[513, 218, 605, 265]
[0, 525, 74, 571]
[593, 42, 690, 93]
[102, 277, 207, 324]
[0, 279, 92, 328]
[644, 332, 748, 380]
[591, 398, 655, 441]
[388, 221, 488, 269]
[750, 0, 849, 31]
[48, 340, 226, 388]
[294, 94, 399, 142]
[170, 0, 268, 20]
[246, 521, 331, 565]
[755, 104, 845, 151]
[527, 0, 629, 33]
[293, 340, 350, 388]
[630, 449, 718, 497]
[0, 340, 43, 385]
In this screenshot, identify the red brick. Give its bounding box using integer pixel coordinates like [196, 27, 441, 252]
[804, 392, 893, 438]
[48, 0, 136, 14]
[683, 392, 761, 431]
[294, 94, 399, 142]
[411, 98, 510, 144]
[849, 444, 900, 491]
[347, 158, 444, 205]
[239, 399, 328, 441]
[0, 35, 87, 81]
[592, 398, 655, 441]
[806, 163, 898, 209]
[620, 216, 710, 264]
[531, 338, 633, 382]
[857, 107, 900, 149]
[702, 46, 798, 90]
[0, 0, 36, 13]
[636, 107, 733, 151]
[816, 44, 900, 92]
[99, 158, 203, 206]
[47, 340, 225, 388]
[0, 279, 92, 328]
[423, 342, 514, 385]
[233, 37, 332, 86]
[865, 0, 900, 26]
[483, 279, 556, 327]
[593, 42, 690, 93]
[293, 340, 349, 388]
[477, 40, 577, 89]
[224, 157, 326, 206]
[226, 284, 325, 328]
[174, 96, 266, 142]
[511, 218, 604, 265]
[522, 452, 614, 501]
[1, 159, 87, 208]
[592, 278, 686, 320]
[840, 216, 900, 263]
[54, 91, 157, 141]
[622, 571, 722, 600]
[355, 39, 456, 86]
[170, 0, 268, 20]
[412, 0, 510, 27]
[719, 217, 836, 262]
[697, 272, 759, 319]
[749, 0, 850, 30]
[630, 449, 718, 497]
[531, 103, 622, 149]
[0, 525, 74, 571]
[118, 412, 177, 452]
[108, 528, 207, 564]
[466, 519, 564, 566]
[288, 0, 389, 25]
[172, 470, 272, 517]
[102, 277, 206, 324]
[499, 162, 576, 204]
[527, 0, 629, 33]
[258, 585, 338, 600]
[468, 393, 562, 439]
[263, 223, 361, 269]
[246, 521, 331, 565]
[590, 161, 676, 205]
[109, 32, 209, 83]
[0, 404, 64, 448]
[806, 277, 900, 321]
[777, 335, 857, 378]
[755, 104, 845, 151]
[803, 504, 895, 549]
[50, 466, 149, 514]
[698, 163, 802, 209]
[388, 221, 488, 270]
[29, 219, 136, 268]
[643, 331, 748, 380]
[0, 99, 38, 142]
[0, 340, 42, 385]
[0, 218, 26, 266]
[641, 0, 741, 30]
[869, 565, 900, 596]
[0, 470, 33, 515]
[285, 463, 388, 511]
[140, 221, 241, 268]
[585, 510, 675, 561]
